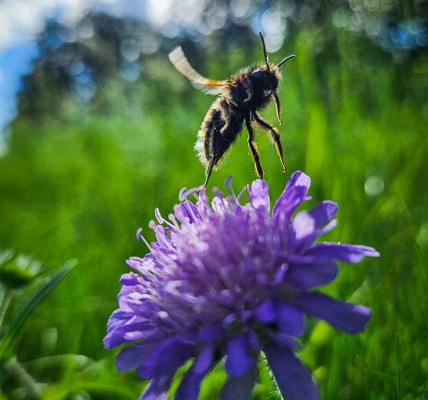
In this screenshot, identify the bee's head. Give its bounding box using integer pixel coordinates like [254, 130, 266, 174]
[256, 33, 295, 123]
[250, 67, 279, 92]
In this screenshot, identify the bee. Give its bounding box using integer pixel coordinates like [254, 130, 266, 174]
[168, 33, 295, 186]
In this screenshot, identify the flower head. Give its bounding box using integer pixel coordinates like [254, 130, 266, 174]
[104, 171, 379, 400]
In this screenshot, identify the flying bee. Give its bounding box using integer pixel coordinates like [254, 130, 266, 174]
[168, 33, 295, 186]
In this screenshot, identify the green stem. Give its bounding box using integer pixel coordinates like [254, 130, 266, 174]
[0, 286, 13, 329]
[3, 356, 40, 399]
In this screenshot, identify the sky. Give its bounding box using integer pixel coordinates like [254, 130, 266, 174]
[0, 0, 164, 138]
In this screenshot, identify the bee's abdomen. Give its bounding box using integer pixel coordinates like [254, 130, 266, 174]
[195, 98, 244, 169]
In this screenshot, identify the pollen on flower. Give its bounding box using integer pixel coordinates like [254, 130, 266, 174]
[157, 311, 169, 319]
[104, 171, 379, 400]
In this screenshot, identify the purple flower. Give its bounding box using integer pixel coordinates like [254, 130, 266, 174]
[104, 171, 379, 400]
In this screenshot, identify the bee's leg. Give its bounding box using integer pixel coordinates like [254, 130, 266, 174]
[272, 92, 283, 125]
[203, 134, 216, 187]
[204, 157, 216, 187]
[219, 98, 230, 127]
[252, 112, 287, 173]
[245, 116, 264, 179]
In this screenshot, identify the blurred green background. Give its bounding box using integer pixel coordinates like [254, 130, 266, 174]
[0, 0, 427, 399]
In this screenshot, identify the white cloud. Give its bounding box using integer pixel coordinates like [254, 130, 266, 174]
[0, 0, 213, 52]
[147, 0, 173, 26]
[0, 0, 125, 51]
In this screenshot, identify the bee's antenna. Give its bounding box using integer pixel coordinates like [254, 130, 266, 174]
[259, 32, 270, 71]
[277, 54, 295, 68]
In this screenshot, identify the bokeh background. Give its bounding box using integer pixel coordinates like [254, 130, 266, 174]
[0, 0, 427, 399]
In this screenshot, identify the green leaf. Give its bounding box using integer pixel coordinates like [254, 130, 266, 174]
[0, 259, 77, 361]
[0, 251, 43, 289]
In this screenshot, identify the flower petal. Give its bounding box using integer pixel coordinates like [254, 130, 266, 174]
[104, 310, 134, 348]
[249, 179, 270, 213]
[175, 344, 214, 400]
[194, 342, 215, 373]
[269, 332, 301, 350]
[272, 171, 311, 225]
[197, 324, 226, 341]
[286, 259, 338, 289]
[256, 300, 305, 336]
[174, 200, 201, 224]
[307, 243, 380, 263]
[285, 170, 311, 193]
[264, 341, 319, 400]
[115, 341, 157, 372]
[225, 332, 257, 376]
[288, 211, 317, 252]
[296, 292, 371, 333]
[174, 369, 204, 400]
[275, 302, 305, 336]
[219, 360, 257, 400]
[138, 375, 171, 400]
[308, 201, 338, 229]
[255, 299, 276, 322]
[137, 336, 192, 378]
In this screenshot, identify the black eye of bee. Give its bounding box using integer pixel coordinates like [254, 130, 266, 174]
[168, 32, 295, 187]
[251, 68, 277, 91]
[251, 68, 265, 78]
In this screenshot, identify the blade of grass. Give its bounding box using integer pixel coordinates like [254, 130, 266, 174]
[0, 259, 77, 361]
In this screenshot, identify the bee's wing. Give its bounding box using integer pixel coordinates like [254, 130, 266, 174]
[168, 47, 226, 95]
